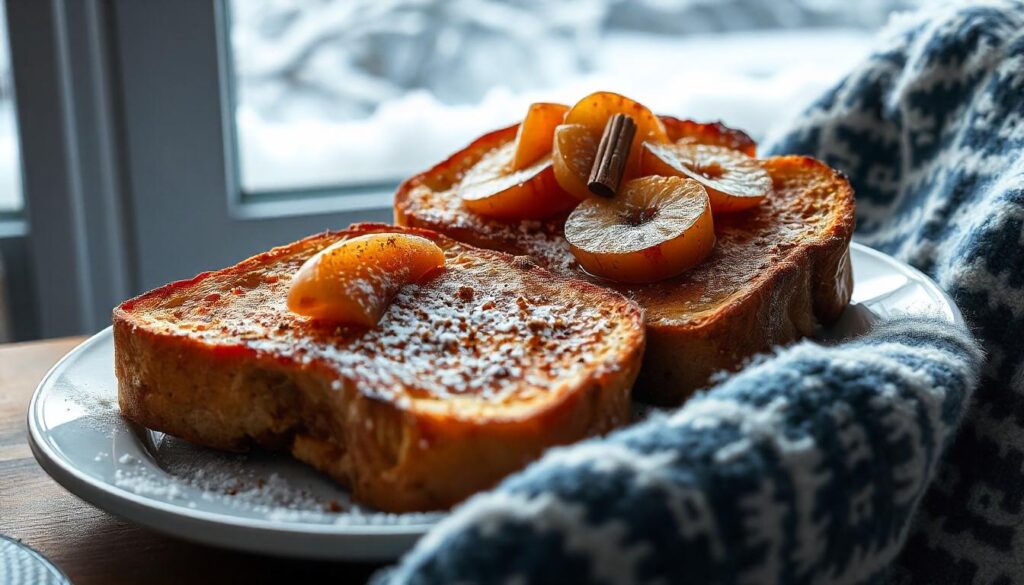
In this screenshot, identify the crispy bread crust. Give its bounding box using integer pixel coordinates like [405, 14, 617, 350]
[114, 224, 645, 511]
[394, 117, 854, 404]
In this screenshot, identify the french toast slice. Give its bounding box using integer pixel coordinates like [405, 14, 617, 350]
[394, 117, 854, 404]
[113, 223, 645, 512]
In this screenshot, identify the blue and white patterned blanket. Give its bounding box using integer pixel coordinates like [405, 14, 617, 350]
[377, 2, 1024, 582]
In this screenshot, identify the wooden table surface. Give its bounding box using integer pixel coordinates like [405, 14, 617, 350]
[0, 337, 382, 584]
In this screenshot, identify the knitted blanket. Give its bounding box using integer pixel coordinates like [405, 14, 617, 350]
[376, 2, 1024, 582]
[772, 2, 1024, 582]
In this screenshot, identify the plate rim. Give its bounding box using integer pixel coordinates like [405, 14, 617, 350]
[25, 241, 964, 557]
[0, 533, 73, 584]
[849, 241, 963, 326]
[26, 337, 435, 561]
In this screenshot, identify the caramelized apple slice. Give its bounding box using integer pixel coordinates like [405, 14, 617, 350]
[512, 102, 568, 170]
[552, 123, 599, 201]
[460, 142, 576, 220]
[642, 142, 772, 213]
[553, 91, 669, 198]
[670, 119, 757, 157]
[564, 91, 669, 153]
[564, 176, 714, 283]
[288, 233, 445, 326]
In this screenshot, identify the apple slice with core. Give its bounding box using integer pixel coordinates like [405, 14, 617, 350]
[564, 176, 715, 283]
[642, 142, 772, 213]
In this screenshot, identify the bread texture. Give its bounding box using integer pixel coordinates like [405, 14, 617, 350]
[114, 223, 645, 512]
[394, 117, 855, 404]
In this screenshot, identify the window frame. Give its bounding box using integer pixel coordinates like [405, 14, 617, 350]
[6, 0, 395, 339]
[112, 0, 392, 294]
[6, 0, 131, 339]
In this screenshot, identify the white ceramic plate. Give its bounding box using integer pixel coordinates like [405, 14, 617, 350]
[27, 242, 962, 561]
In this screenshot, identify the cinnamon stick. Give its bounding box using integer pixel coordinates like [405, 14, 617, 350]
[588, 114, 636, 198]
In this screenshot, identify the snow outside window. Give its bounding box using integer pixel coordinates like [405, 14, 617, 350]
[228, 0, 921, 195]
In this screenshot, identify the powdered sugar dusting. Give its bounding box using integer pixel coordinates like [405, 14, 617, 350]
[325, 271, 618, 403]
[112, 434, 443, 526]
[57, 374, 121, 438]
[128, 229, 640, 407]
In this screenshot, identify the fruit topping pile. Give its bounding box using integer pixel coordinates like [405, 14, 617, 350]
[458, 91, 773, 283]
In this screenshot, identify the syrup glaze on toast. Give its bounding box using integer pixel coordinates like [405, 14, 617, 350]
[115, 224, 645, 510]
[395, 118, 855, 403]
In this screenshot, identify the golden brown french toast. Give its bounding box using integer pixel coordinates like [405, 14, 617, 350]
[395, 117, 854, 404]
[114, 224, 644, 512]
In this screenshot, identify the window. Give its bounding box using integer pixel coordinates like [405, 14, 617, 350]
[0, 0, 21, 342]
[226, 0, 919, 197]
[6, 0, 922, 340]
[0, 0, 20, 215]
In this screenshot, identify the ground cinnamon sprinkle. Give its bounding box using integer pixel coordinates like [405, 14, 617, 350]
[136, 236, 635, 404]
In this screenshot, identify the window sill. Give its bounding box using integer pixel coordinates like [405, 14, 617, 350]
[0, 215, 27, 239]
[231, 184, 396, 221]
